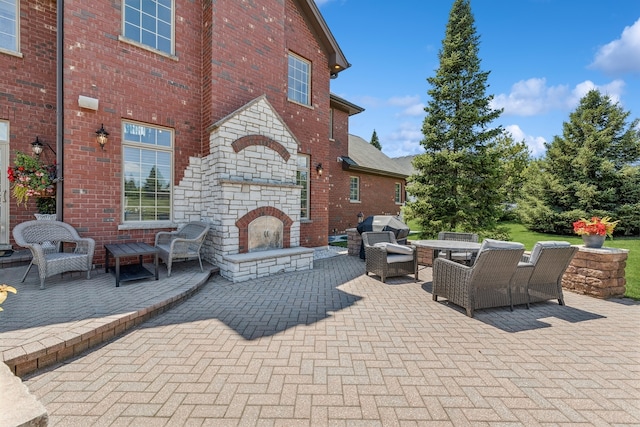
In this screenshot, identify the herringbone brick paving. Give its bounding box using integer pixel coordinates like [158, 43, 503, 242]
[9, 254, 640, 425]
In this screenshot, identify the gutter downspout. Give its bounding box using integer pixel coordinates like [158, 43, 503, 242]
[56, 0, 63, 220]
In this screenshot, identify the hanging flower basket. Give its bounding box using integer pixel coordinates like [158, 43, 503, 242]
[6, 151, 57, 206]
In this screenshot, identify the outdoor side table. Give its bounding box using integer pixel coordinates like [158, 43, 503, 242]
[104, 242, 159, 287]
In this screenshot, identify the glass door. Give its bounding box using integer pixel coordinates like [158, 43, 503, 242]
[0, 121, 10, 249]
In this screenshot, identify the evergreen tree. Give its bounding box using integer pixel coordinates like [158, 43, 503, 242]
[517, 89, 640, 235]
[407, 0, 504, 234]
[370, 129, 382, 150]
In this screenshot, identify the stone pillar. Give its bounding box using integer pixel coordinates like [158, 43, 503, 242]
[346, 228, 360, 256]
[416, 246, 434, 267]
[562, 246, 629, 299]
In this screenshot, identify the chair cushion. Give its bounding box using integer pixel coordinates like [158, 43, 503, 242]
[386, 253, 415, 263]
[374, 242, 414, 255]
[529, 241, 571, 264]
[478, 238, 524, 253]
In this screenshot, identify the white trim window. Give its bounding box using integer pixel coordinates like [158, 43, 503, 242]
[349, 176, 360, 202]
[288, 53, 311, 106]
[296, 155, 309, 219]
[122, 121, 173, 222]
[0, 0, 19, 53]
[395, 183, 402, 204]
[123, 0, 174, 55]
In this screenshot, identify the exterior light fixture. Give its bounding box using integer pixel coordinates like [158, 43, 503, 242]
[357, 212, 364, 223]
[96, 124, 109, 150]
[31, 136, 56, 157]
[316, 163, 323, 176]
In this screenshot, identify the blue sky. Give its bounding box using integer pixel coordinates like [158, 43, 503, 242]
[317, 0, 640, 158]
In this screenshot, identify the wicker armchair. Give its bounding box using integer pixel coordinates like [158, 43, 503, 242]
[437, 231, 479, 264]
[432, 240, 524, 317]
[512, 241, 578, 308]
[362, 231, 418, 283]
[155, 221, 210, 277]
[12, 220, 95, 289]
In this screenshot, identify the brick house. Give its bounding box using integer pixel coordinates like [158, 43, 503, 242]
[0, 0, 357, 282]
[328, 133, 410, 235]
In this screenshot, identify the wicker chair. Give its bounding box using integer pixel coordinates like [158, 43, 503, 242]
[432, 240, 524, 317]
[437, 231, 479, 264]
[362, 231, 418, 283]
[12, 220, 95, 289]
[512, 241, 578, 308]
[155, 221, 210, 277]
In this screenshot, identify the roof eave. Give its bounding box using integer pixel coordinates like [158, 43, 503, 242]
[300, 0, 350, 75]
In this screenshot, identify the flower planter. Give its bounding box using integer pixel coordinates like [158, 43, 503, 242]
[582, 234, 606, 248]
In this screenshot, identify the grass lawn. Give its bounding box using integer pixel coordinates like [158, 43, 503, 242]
[403, 219, 638, 299]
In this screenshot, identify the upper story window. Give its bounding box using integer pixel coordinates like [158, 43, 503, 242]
[288, 53, 311, 106]
[395, 183, 402, 204]
[350, 176, 360, 202]
[122, 121, 173, 222]
[0, 0, 19, 53]
[123, 0, 174, 55]
[296, 155, 309, 220]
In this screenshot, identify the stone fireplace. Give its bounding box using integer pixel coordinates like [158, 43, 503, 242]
[176, 96, 313, 282]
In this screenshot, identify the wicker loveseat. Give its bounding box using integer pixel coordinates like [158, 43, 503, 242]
[12, 220, 95, 289]
[155, 221, 210, 277]
[432, 239, 525, 317]
[362, 231, 418, 283]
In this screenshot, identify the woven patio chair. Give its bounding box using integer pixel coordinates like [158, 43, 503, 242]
[437, 231, 479, 264]
[362, 231, 418, 283]
[155, 221, 210, 277]
[12, 220, 95, 290]
[512, 241, 578, 308]
[432, 239, 524, 317]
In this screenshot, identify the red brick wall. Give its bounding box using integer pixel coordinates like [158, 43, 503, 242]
[5, 0, 335, 257]
[58, 0, 203, 260]
[0, 0, 57, 225]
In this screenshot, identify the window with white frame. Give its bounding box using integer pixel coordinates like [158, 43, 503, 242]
[349, 176, 360, 202]
[395, 183, 402, 204]
[329, 108, 334, 140]
[296, 155, 309, 219]
[288, 53, 311, 106]
[122, 122, 173, 222]
[123, 0, 173, 55]
[0, 0, 19, 53]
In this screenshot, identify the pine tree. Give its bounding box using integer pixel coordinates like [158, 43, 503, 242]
[370, 129, 382, 150]
[407, 0, 504, 234]
[517, 89, 640, 235]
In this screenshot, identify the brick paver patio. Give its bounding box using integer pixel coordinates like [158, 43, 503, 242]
[2, 253, 639, 426]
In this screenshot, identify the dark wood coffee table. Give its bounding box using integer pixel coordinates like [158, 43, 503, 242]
[104, 242, 159, 287]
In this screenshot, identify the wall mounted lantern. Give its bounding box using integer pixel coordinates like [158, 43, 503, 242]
[96, 124, 109, 150]
[316, 163, 323, 176]
[31, 136, 56, 157]
[357, 211, 364, 223]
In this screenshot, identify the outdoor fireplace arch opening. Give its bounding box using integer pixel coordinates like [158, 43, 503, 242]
[236, 207, 292, 253]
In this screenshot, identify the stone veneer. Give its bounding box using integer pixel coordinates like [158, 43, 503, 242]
[562, 246, 629, 299]
[172, 96, 313, 282]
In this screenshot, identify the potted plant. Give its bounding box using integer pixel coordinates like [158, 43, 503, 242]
[6, 151, 57, 218]
[572, 216, 619, 248]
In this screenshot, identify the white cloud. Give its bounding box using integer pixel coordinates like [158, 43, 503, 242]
[492, 78, 568, 116]
[382, 122, 424, 158]
[590, 18, 640, 75]
[492, 78, 626, 116]
[388, 95, 421, 107]
[504, 124, 547, 158]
